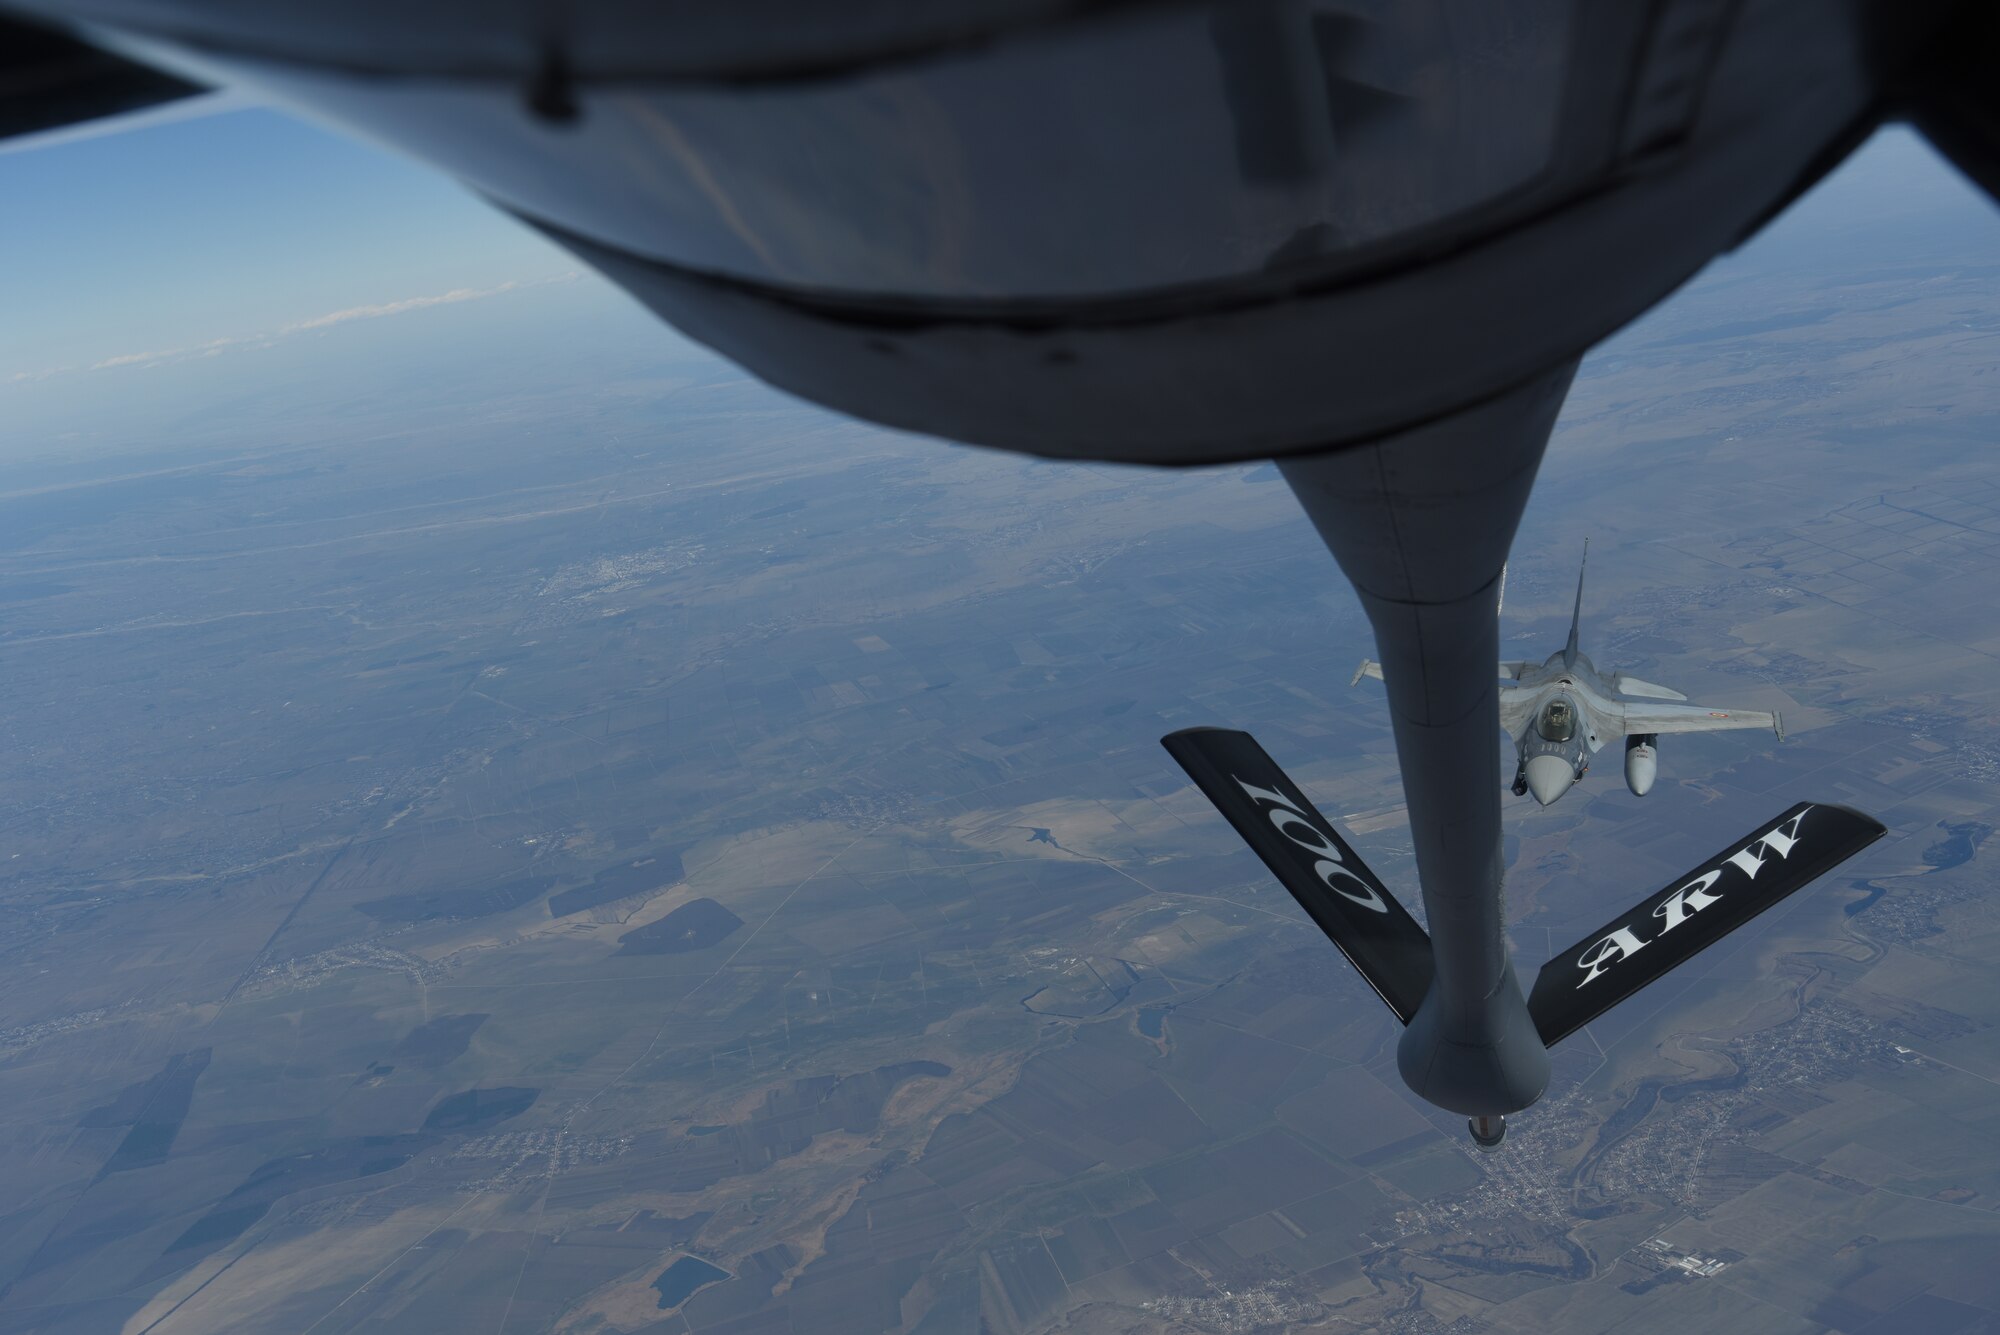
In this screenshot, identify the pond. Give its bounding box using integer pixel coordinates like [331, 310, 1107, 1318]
[653, 1255, 731, 1309]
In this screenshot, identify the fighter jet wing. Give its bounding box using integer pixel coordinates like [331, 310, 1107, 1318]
[1351, 659, 1532, 686]
[1618, 701, 1784, 740]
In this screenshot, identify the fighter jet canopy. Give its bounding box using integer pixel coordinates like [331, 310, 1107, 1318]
[1536, 700, 1577, 745]
[6, 0, 1993, 463]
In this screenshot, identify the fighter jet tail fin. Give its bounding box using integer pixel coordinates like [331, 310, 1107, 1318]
[1526, 801, 1884, 1045]
[1163, 728, 1434, 1023]
[1562, 539, 1587, 668]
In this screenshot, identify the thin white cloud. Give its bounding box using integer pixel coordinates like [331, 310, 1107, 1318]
[285, 281, 518, 333]
[91, 348, 181, 371]
[11, 274, 574, 385]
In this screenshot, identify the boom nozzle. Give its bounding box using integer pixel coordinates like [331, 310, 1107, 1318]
[1468, 1115, 1507, 1151]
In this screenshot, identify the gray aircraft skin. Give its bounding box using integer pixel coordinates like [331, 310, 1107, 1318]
[2, 2, 1955, 1144]
[1355, 548, 1783, 809]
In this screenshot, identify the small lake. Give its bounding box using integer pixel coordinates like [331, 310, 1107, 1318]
[1848, 821, 1989, 916]
[1924, 820, 1990, 872]
[653, 1255, 731, 1309]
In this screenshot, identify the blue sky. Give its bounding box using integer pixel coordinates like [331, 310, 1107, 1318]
[1, 100, 1994, 465]
[0, 101, 711, 461]
[0, 106, 585, 376]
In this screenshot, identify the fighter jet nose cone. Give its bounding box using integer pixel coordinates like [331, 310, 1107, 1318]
[1524, 755, 1574, 806]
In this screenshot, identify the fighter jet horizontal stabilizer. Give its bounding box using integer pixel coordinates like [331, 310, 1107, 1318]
[1527, 801, 1885, 1046]
[1610, 675, 1687, 702]
[1162, 727, 1434, 1023]
[1353, 658, 1534, 685]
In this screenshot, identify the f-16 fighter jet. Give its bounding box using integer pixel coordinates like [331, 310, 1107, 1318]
[1353, 546, 1783, 807]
